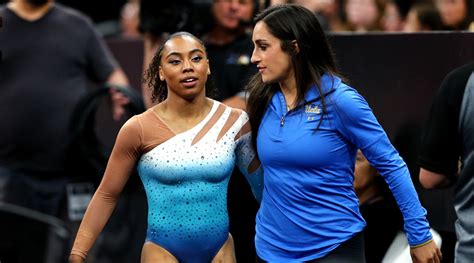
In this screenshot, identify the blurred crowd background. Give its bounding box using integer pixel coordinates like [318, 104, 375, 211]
[16, 0, 473, 39]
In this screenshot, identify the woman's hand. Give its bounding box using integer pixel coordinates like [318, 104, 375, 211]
[69, 254, 85, 263]
[410, 240, 442, 263]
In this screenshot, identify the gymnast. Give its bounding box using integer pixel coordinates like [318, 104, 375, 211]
[69, 31, 263, 263]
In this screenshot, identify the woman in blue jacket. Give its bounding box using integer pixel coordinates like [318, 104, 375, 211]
[246, 4, 442, 262]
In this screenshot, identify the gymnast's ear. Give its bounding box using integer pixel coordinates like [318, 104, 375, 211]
[159, 66, 165, 81]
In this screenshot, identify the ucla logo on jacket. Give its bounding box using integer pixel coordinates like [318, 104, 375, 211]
[305, 104, 321, 121]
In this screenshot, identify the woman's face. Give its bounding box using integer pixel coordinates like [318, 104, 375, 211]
[159, 35, 210, 100]
[436, 0, 467, 27]
[382, 2, 404, 32]
[251, 21, 294, 85]
[345, 0, 380, 30]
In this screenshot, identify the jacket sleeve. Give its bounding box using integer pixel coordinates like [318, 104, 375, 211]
[334, 86, 432, 246]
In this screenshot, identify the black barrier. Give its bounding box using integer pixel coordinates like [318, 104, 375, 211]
[329, 32, 474, 139]
[107, 39, 144, 95]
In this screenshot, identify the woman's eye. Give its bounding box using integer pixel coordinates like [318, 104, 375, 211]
[259, 45, 267, 51]
[169, 59, 181, 65]
[191, 56, 203, 62]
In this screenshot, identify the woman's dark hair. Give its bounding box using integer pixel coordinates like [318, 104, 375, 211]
[144, 31, 216, 102]
[246, 4, 340, 149]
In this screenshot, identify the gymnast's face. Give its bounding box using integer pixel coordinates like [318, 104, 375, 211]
[159, 35, 210, 101]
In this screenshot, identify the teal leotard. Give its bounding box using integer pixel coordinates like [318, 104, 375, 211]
[136, 101, 262, 262]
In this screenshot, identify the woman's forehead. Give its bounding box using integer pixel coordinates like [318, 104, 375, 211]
[163, 35, 205, 55]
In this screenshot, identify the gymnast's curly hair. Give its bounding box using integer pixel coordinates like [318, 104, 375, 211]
[144, 32, 217, 103]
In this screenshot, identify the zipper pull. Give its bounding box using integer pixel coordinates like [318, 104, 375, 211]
[280, 115, 285, 126]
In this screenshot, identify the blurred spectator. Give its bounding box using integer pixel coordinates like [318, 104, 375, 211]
[202, 0, 256, 109]
[201, 0, 260, 262]
[287, 0, 330, 30]
[319, 0, 349, 32]
[0, 0, 129, 261]
[321, 0, 349, 32]
[404, 2, 444, 32]
[119, 0, 140, 39]
[435, 0, 474, 30]
[344, 0, 387, 32]
[381, 0, 405, 31]
[418, 61, 474, 263]
[94, 0, 141, 39]
[270, 0, 347, 32]
[354, 150, 403, 263]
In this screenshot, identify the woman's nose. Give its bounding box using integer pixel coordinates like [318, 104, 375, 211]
[250, 50, 259, 64]
[182, 59, 193, 72]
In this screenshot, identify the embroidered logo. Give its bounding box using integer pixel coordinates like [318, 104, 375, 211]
[305, 104, 321, 114]
[305, 104, 321, 121]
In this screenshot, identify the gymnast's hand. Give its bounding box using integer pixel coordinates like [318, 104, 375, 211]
[410, 240, 442, 263]
[69, 254, 85, 263]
